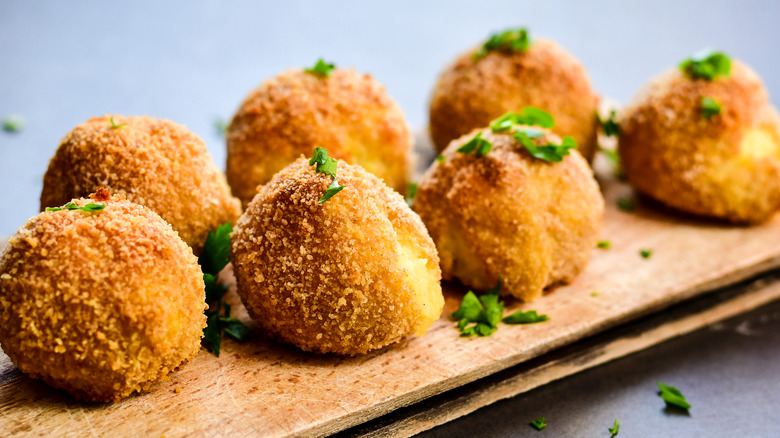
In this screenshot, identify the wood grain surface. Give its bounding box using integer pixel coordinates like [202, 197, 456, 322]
[2, 152, 780, 437]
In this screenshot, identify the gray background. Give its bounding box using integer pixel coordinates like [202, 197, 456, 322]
[1, 1, 779, 436]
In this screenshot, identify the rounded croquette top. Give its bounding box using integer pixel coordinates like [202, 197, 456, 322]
[413, 127, 603, 300]
[429, 38, 599, 159]
[40, 115, 242, 254]
[226, 68, 412, 204]
[619, 59, 780, 223]
[0, 190, 206, 402]
[231, 157, 442, 355]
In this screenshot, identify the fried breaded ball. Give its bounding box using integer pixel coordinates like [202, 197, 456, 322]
[413, 128, 604, 301]
[0, 189, 206, 402]
[618, 60, 780, 223]
[231, 157, 443, 355]
[429, 38, 600, 161]
[226, 68, 412, 206]
[40, 115, 242, 254]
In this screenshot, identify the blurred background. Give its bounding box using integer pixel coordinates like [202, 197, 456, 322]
[1, 0, 779, 234]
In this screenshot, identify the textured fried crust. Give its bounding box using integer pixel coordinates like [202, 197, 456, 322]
[0, 192, 207, 402]
[231, 158, 443, 355]
[413, 128, 604, 301]
[40, 115, 242, 254]
[226, 68, 412, 206]
[618, 61, 780, 223]
[429, 39, 600, 161]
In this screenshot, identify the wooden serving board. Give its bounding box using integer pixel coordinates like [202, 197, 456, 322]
[3, 146, 780, 437]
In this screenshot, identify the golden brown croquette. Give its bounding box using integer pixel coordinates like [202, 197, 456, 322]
[618, 60, 780, 223]
[226, 68, 412, 206]
[429, 38, 600, 161]
[231, 157, 443, 355]
[40, 115, 242, 254]
[0, 190, 206, 402]
[413, 128, 603, 301]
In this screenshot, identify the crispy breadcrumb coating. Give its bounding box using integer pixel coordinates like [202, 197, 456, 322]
[226, 68, 412, 206]
[40, 115, 242, 254]
[231, 158, 443, 355]
[429, 39, 600, 161]
[618, 60, 780, 223]
[413, 128, 603, 301]
[0, 191, 207, 402]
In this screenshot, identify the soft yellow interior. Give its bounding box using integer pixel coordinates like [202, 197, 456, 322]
[397, 241, 444, 335]
[440, 228, 488, 290]
[740, 127, 780, 160]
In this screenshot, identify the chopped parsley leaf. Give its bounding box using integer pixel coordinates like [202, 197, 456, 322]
[529, 417, 547, 431]
[474, 27, 531, 60]
[599, 145, 624, 178]
[617, 197, 635, 212]
[640, 249, 653, 259]
[515, 128, 576, 162]
[304, 58, 336, 77]
[502, 309, 549, 324]
[597, 240, 611, 249]
[46, 202, 105, 212]
[657, 382, 691, 410]
[457, 132, 493, 156]
[597, 110, 620, 137]
[609, 419, 620, 436]
[309, 147, 346, 204]
[109, 116, 127, 129]
[405, 182, 418, 206]
[200, 222, 250, 356]
[2, 115, 24, 133]
[490, 107, 555, 131]
[436, 154, 446, 163]
[701, 97, 722, 119]
[591, 292, 600, 297]
[680, 49, 731, 80]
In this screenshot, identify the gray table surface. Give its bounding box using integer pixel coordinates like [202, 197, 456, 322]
[2, 1, 779, 436]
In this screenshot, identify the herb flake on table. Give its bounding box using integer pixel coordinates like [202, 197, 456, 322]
[597, 240, 611, 249]
[503, 309, 549, 324]
[617, 197, 635, 212]
[657, 382, 691, 410]
[597, 109, 620, 137]
[529, 417, 547, 431]
[609, 419, 620, 436]
[640, 249, 653, 259]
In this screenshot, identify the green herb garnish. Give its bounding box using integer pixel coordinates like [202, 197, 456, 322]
[200, 223, 250, 356]
[309, 147, 346, 204]
[591, 292, 600, 297]
[609, 419, 620, 436]
[597, 240, 611, 249]
[640, 249, 653, 259]
[679, 49, 731, 80]
[451, 278, 549, 336]
[214, 118, 228, 137]
[305, 58, 336, 77]
[457, 132, 493, 156]
[599, 145, 623, 178]
[515, 127, 576, 163]
[617, 197, 635, 212]
[490, 107, 555, 131]
[502, 309, 549, 324]
[109, 116, 127, 129]
[597, 110, 620, 137]
[701, 97, 722, 119]
[529, 417, 547, 431]
[2, 115, 24, 133]
[436, 154, 446, 163]
[657, 382, 691, 410]
[405, 182, 418, 206]
[46, 202, 105, 212]
[474, 27, 531, 60]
